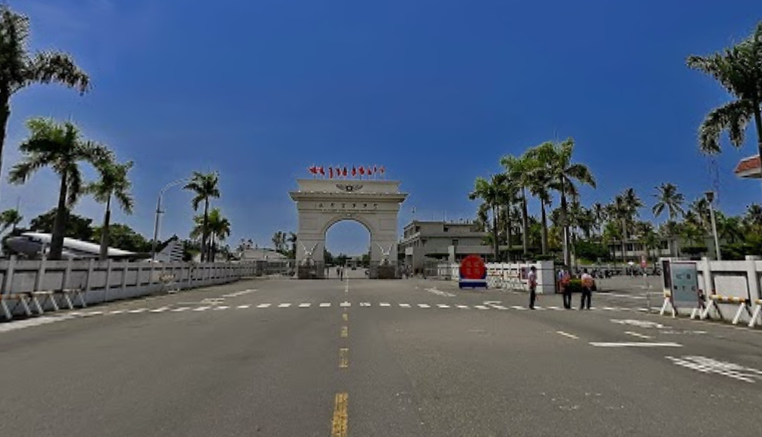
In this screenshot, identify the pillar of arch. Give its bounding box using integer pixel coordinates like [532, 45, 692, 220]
[289, 178, 408, 279]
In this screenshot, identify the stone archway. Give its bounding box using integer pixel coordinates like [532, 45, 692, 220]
[289, 179, 408, 279]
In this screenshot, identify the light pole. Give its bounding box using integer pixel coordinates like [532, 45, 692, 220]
[151, 178, 188, 261]
[705, 191, 721, 261]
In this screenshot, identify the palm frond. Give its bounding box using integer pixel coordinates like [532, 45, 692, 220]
[697, 100, 755, 154]
[22, 50, 90, 95]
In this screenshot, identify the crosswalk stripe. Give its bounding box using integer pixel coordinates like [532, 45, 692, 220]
[257, 304, 271, 308]
[399, 304, 411, 308]
[278, 303, 292, 308]
[437, 304, 450, 308]
[128, 309, 147, 314]
[299, 303, 311, 308]
[360, 302, 371, 307]
[474, 305, 489, 310]
[108, 310, 126, 315]
[491, 305, 508, 310]
[193, 306, 210, 312]
[340, 302, 351, 307]
[380, 303, 390, 307]
[237, 305, 251, 309]
[320, 303, 331, 307]
[548, 306, 561, 310]
[150, 307, 170, 313]
[603, 307, 617, 311]
[456, 305, 469, 309]
[418, 304, 430, 308]
[83, 311, 104, 316]
[214, 306, 230, 310]
[511, 306, 526, 310]
[171, 307, 190, 312]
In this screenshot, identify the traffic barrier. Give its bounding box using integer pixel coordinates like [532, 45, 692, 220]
[749, 299, 762, 328]
[0, 293, 35, 320]
[700, 295, 752, 325]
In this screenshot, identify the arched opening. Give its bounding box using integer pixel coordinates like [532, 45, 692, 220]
[325, 219, 371, 279]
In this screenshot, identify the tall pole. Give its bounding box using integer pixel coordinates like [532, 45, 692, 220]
[151, 178, 188, 261]
[706, 191, 721, 261]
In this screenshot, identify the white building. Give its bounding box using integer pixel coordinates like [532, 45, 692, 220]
[398, 220, 491, 272]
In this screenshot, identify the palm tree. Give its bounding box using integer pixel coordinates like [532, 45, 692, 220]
[86, 158, 134, 260]
[525, 139, 596, 266]
[0, 6, 90, 201]
[687, 21, 762, 163]
[744, 204, 762, 228]
[287, 232, 298, 259]
[183, 171, 220, 262]
[190, 208, 231, 261]
[0, 208, 22, 233]
[501, 154, 534, 257]
[652, 183, 685, 221]
[527, 157, 553, 254]
[469, 174, 505, 260]
[8, 118, 108, 259]
[689, 197, 711, 232]
[591, 202, 607, 238]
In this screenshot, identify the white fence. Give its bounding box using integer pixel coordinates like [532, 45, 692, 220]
[0, 256, 263, 317]
[670, 256, 762, 324]
[436, 261, 555, 294]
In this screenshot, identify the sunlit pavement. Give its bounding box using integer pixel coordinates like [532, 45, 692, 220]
[1, 277, 761, 436]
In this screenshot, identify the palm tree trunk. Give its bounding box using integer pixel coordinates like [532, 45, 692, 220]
[99, 195, 112, 261]
[201, 199, 209, 262]
[540, 202, 548, 255]
[492, 205, 499, 262]
[49, 172, 69, 260]
[505, 203, 512, 261]
[621, 219, 627, 266]
[754, 102, 762, 198]
[521, 189, 529, 257]
[0, 94, 9, 205]
[560, 182, 570, 266]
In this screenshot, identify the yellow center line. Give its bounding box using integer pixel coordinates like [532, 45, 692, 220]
[339, 348, 349, 368]
[341, 326, 348, 338]
[331, 392, 348, 437]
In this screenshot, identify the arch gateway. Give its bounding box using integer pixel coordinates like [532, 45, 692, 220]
[289, 178, 408, 279]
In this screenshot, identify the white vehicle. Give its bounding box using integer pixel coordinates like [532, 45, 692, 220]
[5, 232, 184, 262]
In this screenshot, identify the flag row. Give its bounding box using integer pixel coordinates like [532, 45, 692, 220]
[308, 165, 386, 179]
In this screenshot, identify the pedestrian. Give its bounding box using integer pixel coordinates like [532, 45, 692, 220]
[580, 268, 593, 310]
[560, 267, 572, 309]
[528, 265, 538, 309]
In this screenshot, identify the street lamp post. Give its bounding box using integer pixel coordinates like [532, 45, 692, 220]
[151, 178, 188, 261]
[705, 191, 722, 261]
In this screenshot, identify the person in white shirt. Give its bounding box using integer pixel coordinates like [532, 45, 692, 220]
[528, 266, 538, 309]
[580, 268, 594, 310]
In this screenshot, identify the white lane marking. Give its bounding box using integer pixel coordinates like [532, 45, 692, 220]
[299, 303, 311, 308]
[548, 306, 562, 310]
[511, 306, 526, 310]
[319, 303, 331, 308]
[257, 304, 272, 308]
[237, 305, 251, 309]
[418, 304, 431, 308]
[456, 305, 469, 309]
[606, 293, 647, 300]
[360, 302, 371, 307]
[278, 303, 292, 308]
[490, 305, 508, 310]
[0, 315, 74, 333]
[83, 311, 104, 316]
[603, 307, 618, 311]
[171, 307, 190, 312]
[380, 303, 391, 307]
[193, 306, 210, 312]
[108, 310, 126, 315]
[590, 342, 682, 348]
[611, 319, 669, 329]
[474, 305, 489, 310]
[214, 306, 230, 310]
[340, 302, 351, 308]
[150, 307, 170, 313]
[534, 306, 546, 310]
[437, 304, 450, 308]
[128, 309, 147, 314]
[222, 289, 256, 298]
[556, 331, 579, 340]
[399, 304, 411, 308]
[424, 288, 456, 297]
[666, 356, 762, 383]
[624, 331, 653, 340]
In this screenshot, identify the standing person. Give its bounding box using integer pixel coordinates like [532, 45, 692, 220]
[560, 267, 572, 309]
[580, 268, 593, 310]
[528, 266, 538, 310]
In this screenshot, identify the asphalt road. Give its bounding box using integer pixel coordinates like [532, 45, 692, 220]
[1, 277, 761, 436]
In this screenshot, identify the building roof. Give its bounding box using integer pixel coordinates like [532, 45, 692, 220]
[735, 155, 761, 179]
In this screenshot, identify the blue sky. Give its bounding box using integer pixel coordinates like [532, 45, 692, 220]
[2, 0, 761, 255]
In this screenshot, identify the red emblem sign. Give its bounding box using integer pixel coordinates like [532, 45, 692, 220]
[459, 255, 486, 280]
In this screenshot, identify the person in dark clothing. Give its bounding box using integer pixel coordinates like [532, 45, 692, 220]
[580, 268, 594, 310]
[528, 266, 538, 309]
[560, 268, 572, 309]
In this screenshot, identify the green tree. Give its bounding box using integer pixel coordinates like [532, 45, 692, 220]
[501, 154, 534, 257]
[744, 204, 762, 229]
[9, 118, 108, 259]
[86, 158, 134, 260]
[524, 138, 596, 266]
[687, 21, 762, 198]
[287, 232, 297, 258]
[469, 174, 506, 260]
[526, 155, 553, 254]
[652, 182, 685, 221]
[92, 223, 151, 253]
[0, 6, 91, 202]
[183, 171, 220, 262]
[272, 231, 287, 254]
[0, 208, 22, 233]
[28, 208, 94, 241]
